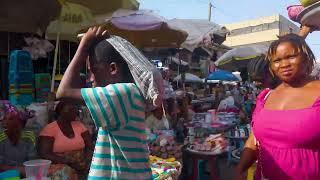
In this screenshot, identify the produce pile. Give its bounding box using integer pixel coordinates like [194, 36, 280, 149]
[150, 155, 182, 180]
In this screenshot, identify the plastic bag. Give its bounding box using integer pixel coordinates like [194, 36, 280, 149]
[106, 36, 164, 108]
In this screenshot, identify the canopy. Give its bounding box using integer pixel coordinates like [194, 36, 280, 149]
[207, 70, 239, 81]
[167, 19, 229, 52]
[174, 73, 203, 83]
[214, 44, 268, 71]
[0, 0, 61, 33]
[79, 9, 188, 48]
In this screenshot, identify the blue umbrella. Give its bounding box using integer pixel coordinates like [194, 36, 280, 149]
[207, 70, 239, 81]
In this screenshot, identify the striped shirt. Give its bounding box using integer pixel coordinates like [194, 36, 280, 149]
[0, 130, 37, 166]
[81, 83, 152, 180]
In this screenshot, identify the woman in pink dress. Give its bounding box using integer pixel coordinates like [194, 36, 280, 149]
[236, 26, 320, 180]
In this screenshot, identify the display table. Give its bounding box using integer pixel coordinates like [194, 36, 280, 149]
[184, 148, 225, 180]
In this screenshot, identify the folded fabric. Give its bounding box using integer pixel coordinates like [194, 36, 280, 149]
[0, 170, 20, 180]
[287, 5, 304, 22]
[106, 36, 164, 108]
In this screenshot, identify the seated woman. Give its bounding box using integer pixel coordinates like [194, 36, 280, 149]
[0, 102, 36, 176]
[38, 101, 93, 179]
[146, 106, 170, 132]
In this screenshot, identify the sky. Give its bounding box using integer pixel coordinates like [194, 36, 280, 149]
[138, 0, 320, 59]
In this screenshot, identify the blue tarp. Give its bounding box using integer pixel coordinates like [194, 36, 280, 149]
[207, 70, 239, 81]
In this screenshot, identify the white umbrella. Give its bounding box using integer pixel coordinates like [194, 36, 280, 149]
[167, 19, 229, 52]
[215, 44, 268, 71]
[174, 73, 203, 83]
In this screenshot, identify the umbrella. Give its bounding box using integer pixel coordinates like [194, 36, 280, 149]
[46, 2, 96, 42]
[167, 19, 229, 52]
[214, 44, 268, 71]
[0, 0, 61, 33]
[174, 73, 203, 83]
[79, 9, 188, 48]
[61, 0, 139, 15]
[207, 70, 239, 81]
[47, 2, 96, 92]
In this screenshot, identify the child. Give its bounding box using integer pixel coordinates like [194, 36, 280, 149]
[57, 27, 163, 179]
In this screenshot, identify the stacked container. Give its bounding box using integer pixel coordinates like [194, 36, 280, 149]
[8, 50, 34, 105]
[34, 73, 51, 102]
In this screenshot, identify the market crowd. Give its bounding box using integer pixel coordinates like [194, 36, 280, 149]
[1, 21, 320, 180]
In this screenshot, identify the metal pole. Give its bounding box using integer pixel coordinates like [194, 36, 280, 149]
[7, 32, 10, 60]
[50, 33, 60, 92]
[68, 41, 71, 63]
[208, 2, 212, 21]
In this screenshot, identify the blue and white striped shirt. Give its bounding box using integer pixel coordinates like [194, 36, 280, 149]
[81, 83, 152, 180]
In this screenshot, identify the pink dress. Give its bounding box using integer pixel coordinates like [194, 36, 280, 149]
[253, 89, 320, 180]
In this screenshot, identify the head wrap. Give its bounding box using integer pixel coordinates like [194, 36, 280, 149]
[0, 101, 33, 125]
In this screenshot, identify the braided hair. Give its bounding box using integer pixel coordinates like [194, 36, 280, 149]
[267, 33, 316, 75]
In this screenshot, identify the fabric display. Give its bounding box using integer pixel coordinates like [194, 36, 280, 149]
[149, 130, 183, 160]
[8, 50, 34, 106]
[188, 134, 228, 154]
[149, 155, 182, 180]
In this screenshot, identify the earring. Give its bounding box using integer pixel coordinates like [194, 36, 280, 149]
[269, 67, 275, 78]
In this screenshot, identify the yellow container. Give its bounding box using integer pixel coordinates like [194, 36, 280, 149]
[247, 163, 256, 180]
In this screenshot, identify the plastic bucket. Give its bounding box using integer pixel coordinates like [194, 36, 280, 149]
[23, 159, 51, 180]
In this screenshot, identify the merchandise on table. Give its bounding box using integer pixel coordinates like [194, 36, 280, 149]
[150, 155, 182, 180]
[226, 124, 251, 138]
[188, 133, 228, 154]
[148, 130, 184, 160]
[216, 112, 239, 124]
